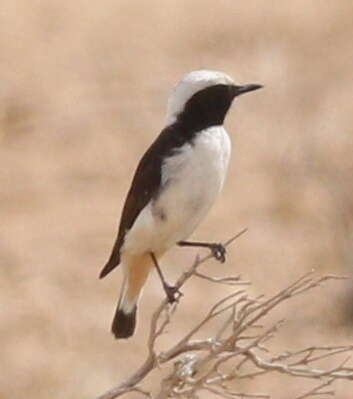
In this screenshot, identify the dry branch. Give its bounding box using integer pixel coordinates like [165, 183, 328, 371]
[97, 230, 352, 399]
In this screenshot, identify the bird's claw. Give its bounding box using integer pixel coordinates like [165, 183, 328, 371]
[164, 284, 183, 304]
[210, 243, 226, 263]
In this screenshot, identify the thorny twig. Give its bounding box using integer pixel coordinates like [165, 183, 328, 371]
[97, 230, 352, 399]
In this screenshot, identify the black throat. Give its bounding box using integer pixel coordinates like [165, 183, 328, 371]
[175, 84, 235, 133]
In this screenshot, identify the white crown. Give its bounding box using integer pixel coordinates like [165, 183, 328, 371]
[166, 70, 235, 125]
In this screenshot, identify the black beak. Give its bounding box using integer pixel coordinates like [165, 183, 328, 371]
[231, 83, 263, 97]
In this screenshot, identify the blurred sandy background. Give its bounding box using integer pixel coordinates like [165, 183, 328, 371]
[1, 1, 353, 398]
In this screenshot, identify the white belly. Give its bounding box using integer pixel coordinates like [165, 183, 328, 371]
[123, 126, 231, 255]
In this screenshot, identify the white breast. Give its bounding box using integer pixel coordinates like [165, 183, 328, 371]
[161, 126, 230, 208]
[123, 126, 231, 256]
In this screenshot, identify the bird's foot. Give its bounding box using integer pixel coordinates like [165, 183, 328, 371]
[209, 243, 226, 263]
[164, 284, 183, 304]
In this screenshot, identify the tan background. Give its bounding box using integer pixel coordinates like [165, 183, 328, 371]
[1, 1, 352, 398]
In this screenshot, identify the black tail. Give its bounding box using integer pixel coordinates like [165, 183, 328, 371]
[111, 305, 137, 339]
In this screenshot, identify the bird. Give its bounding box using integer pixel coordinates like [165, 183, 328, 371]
[99, 70, 262, 339]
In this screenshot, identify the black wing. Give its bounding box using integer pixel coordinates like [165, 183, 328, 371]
[99, 124, 186, 278]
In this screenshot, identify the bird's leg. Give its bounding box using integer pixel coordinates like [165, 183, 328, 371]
[149, 252, 183, 304]
[178, 240, 226, 263]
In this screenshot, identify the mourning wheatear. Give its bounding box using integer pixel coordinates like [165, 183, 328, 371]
[100, 70, 262, 338]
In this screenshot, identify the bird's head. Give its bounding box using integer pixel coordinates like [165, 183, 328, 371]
[166, 70, 262, 129]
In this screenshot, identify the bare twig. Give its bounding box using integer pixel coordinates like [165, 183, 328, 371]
[97, 230, 353, 399]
